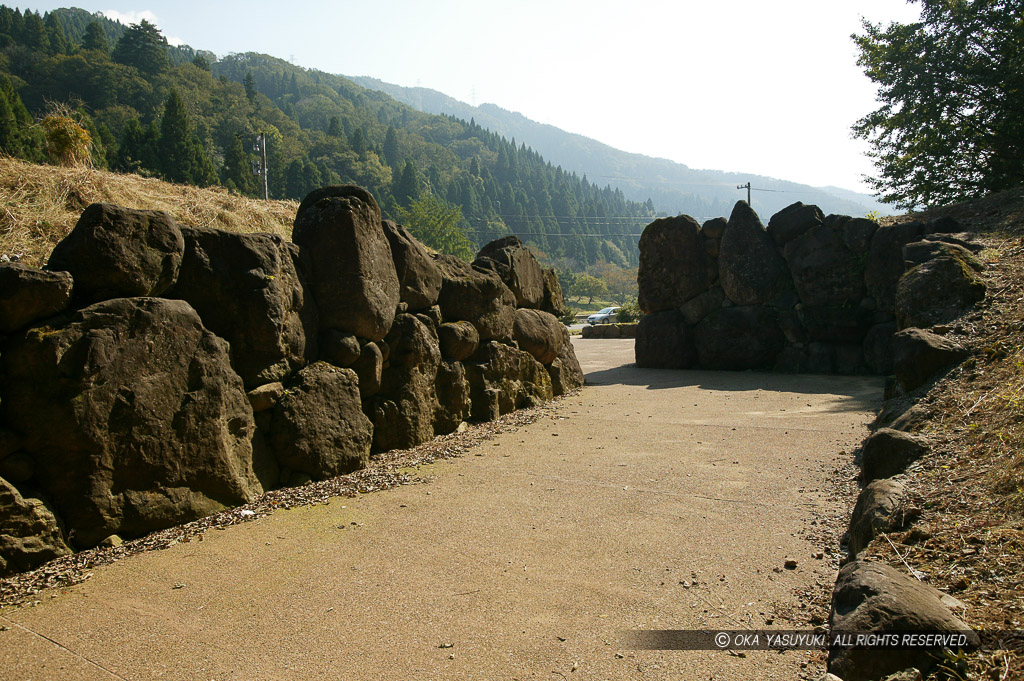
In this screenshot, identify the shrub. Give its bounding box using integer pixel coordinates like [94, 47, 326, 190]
[40, 113, 91, 167]
[616, 300, 641, 323]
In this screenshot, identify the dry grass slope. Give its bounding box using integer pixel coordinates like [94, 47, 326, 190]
[0, 156, 298, 267]
[868, 186, 1024, 680]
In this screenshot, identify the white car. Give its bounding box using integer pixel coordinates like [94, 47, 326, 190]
[587, 306, 620, 325]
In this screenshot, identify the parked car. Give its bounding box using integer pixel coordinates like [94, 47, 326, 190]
[587, 306, 620, 325]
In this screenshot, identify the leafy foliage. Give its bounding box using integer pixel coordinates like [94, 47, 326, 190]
[569, 274, 608, 305]
[853, 0, 1024, 208]
[111, 19, 168, 75]
[615, 300, 641, 324]
[398, 194, 474, 260]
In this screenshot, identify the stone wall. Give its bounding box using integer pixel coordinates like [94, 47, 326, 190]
[635, 201, 985, 375]
[580, 323, 637, 339]
[0, 185, 583, 576]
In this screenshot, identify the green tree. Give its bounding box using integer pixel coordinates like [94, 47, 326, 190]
[81, 21, 109, 53]
[243, 71, 257, 102]
[349, 126, 367, 157]
[116, 118, 158, 173]
[398, 194, 474, 260]
[112, 19, 169, 75]
[569, 274, 608, 305]
[0, 89, 20, 155]
[394, 159, 420, 208]
[0, 75, 30, 156]
[44, 12, 68, 54]
[382, 125, 400, 168]
[327, 115, 342, 137]
[222, 135, 257, 195]
[21, 10, 48, 52]
[158, 89, 217, 186]
[854, 0, 1024, 208]
[592, 261, 637, 304]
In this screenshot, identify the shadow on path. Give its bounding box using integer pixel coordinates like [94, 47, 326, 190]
[582, 360, 882, 415]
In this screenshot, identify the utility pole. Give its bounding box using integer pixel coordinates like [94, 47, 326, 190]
[737, 182, 751, 206]
[258, 133, 269, 201]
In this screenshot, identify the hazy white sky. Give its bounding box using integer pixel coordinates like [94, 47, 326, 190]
[28, 1, 923, 193]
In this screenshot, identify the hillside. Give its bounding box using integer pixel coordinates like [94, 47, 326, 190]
[349, 76, 890, 219]
[0, 6, 654, 271]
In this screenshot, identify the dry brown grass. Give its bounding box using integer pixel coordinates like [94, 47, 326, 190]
[862, 185, 1024, 680]
[0, 156, 298, 267]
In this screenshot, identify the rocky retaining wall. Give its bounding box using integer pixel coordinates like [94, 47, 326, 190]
[580, 323, 637, 339]
[638, 200, 991, 680]
[0, 185, 583, 576]
[635, 201, 985, 375]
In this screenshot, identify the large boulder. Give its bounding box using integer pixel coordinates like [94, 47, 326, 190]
[269, 362, 372, 482]
[701, 216, 727, 239]
[635, 309, 696, 369]
[351, 342, 383, 397]
[848, 479, 907, 557]
[902, 240, 984, 272]
[829, 560, 978, 681]
[798, 304, 875, 344]
[842, 217, 879, 254]
[693, 306, 784, 370]
[718, 202, 790, 305]
[366, 314, 441, 452]
[540, 268, 568, 318]
[895, 256, 986, 330]
[169, 227, 315, 388]
[0, 297, 261, 548]
[438, 320, 480, 361]
[47, 203, 184, 302]
[380, 219, 442, 311]
[0, 477, 71, 576]
[892, 328, 969, 392]
[767, 201, 824, 246]
[512, 308, 564, 365]
[474, 236, 545, 309]
[464, 342, 553, 421]
[637, 215, 716, 313]
[0, 263, 74, 334]
[292, 186, 399, 341]
[679, 286, 726, 326]
[547, 326, 584, 396]
[861, 428, 930, 481]
[863, 321, 899, 375]
[319, 329, 362, 367]
[434, 360, 471, 435]
[783, 223, 865, 307]
[864, 221, 928, 316]
[435, 254, 516, 341]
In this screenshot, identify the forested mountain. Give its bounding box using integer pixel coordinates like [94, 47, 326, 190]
[0, 6, 655, 270]
[350, 76, 891, 219]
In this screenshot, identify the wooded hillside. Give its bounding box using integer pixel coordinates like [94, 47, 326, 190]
[0, 6, 655, 269]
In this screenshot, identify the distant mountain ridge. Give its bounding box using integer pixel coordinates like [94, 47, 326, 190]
[349, 76, 890, 220]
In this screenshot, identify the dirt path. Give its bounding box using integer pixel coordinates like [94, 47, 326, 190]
[0, 339, 881, 680]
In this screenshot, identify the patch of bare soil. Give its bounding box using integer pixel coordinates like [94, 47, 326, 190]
[856, 187, 1024, 680]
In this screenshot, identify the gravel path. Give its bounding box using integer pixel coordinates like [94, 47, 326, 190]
[0, 338, 881, 680]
